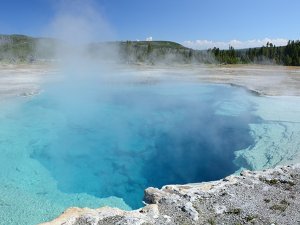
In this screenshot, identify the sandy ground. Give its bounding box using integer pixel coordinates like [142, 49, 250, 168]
[127, 64, 300, 96]
[196, 64, 300, 96]
[0, 63, 56, 99]
[1, 63, 300, 98]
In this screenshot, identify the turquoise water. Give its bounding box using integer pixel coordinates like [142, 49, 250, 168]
[0, 81, 260, 224]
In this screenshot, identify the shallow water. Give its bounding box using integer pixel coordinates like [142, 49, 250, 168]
[0, 81, 262, 224]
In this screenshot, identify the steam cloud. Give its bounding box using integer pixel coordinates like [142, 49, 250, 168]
[37, 0, 124, 125]
[46, 0, 112, 44]
[146, 37, 153, 41]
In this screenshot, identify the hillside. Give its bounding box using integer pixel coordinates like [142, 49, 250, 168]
[0, 34, 56, 63]
[117, 40, 213, 64]
[0, 34, 299, 66]
[0, 34, 35, 62]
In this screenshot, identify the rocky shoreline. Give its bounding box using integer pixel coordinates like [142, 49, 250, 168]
[41, 164, 300, 225]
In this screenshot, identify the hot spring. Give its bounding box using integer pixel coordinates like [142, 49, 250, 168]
[1, 69, 299, 225]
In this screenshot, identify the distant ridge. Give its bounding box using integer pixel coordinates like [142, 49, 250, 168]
[0, 34, 299, 66]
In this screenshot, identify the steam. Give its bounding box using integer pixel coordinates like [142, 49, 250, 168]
[36, 0, 125, 130]
[146, 37, 153, 41]
[42, 0, 115, 65]
[49, 0, 112, 44]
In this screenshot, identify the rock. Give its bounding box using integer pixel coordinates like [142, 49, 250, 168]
[40, 164, 300, 225]
[144, 187, 165, 204]
[182, 202, 199, 221]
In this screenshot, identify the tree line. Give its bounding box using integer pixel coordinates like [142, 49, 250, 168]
[209, 40, 300, 66]
[119, 40, 300, 66]
[1, 34, 299, 66]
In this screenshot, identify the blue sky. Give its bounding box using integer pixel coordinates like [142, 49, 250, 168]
[0, 0, 299, 49]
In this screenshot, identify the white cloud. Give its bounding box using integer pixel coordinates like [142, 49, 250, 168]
[146, 36, 153, 41]
[182, 38, 288, 50]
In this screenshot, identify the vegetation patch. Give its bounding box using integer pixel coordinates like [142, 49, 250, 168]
[245, 215, 257, 222]
[270, 204, 288, 212]
[225, 208, 241, 215]
[259, 177, 278, 185]
[207, 218, 216, 225]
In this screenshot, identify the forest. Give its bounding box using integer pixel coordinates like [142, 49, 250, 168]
[0, 34, 300, 66]
[209, 40, 300, 66]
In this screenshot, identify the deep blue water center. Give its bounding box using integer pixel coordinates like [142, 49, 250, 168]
[28, 82, 259, 208]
